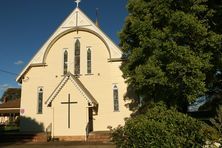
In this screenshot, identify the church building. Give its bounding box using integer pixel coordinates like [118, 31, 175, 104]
[16, 2, 131, 140]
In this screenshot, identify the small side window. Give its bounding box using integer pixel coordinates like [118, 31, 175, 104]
[113, 85, 119, 112]
[64, 50, 68, 75]
[87, 48, 92, 74]
[37, 87, 43, 114]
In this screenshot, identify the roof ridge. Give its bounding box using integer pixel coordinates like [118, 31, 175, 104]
[45, 73, 98, 107]
[69, 73, 98, 105]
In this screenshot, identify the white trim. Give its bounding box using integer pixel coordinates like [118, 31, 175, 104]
[0, 108, 20, 110]
[45, 73, 98, 106]
[16, 8, 123, 83]
[69, 77, 93, 105]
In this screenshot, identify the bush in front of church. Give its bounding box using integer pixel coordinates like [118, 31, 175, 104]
[111, 102, 220, 147]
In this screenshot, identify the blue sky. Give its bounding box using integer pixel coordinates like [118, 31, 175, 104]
[0, 0, 128, 97]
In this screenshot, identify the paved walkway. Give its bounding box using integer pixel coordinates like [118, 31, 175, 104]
[0, 141, 116, 148]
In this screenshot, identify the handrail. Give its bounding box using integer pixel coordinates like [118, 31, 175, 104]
[46, 123, 52, 141]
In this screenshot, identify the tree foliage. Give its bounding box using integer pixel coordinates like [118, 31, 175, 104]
[111, 102, 220, 147]
[210, 104, 222, 134]
[0, 88, 21, 102]
[208, 0, 222, 34]
[120, 0, 222, 110]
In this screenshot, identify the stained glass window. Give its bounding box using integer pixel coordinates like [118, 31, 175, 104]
[75, 39, 80, 75]
[64, 50, 68, 75]
[87, 48, 91, 74]
[113, 85, 119, 111]
[37, 87, 43, 114]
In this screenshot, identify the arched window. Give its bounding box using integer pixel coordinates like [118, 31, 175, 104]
[113, 85, 119, 111]
[75, 39, 80, 75]
[37, 87, 43, 114]
[64, 50, 68, 75]
[87, 48, 91, 74]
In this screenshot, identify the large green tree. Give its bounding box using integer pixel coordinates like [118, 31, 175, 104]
[120, 0, 222, 111]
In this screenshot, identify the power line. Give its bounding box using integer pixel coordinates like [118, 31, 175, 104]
[0, 69, 18, 76]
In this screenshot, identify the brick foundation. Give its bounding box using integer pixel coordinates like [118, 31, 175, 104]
[53, 131, 112, 142]
[54, 135, 86, 141]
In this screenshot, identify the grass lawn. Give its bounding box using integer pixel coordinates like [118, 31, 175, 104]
[0, 125, 19, 132]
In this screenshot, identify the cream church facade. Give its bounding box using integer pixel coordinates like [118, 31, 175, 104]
[16, 5, 131, 140]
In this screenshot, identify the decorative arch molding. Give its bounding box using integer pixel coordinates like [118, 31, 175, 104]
[43, 27, 111, 63]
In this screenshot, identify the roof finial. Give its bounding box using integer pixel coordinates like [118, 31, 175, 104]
[75, 0, 81, 8]
[95, 8, 99, 27]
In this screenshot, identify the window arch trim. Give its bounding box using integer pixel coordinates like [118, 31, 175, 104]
[42, 28, 112, 63]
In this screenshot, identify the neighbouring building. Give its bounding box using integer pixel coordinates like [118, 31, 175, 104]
[0, 98, 20, 125]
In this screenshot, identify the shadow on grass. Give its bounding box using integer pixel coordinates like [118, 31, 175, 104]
[0, 116, 46, 146]
[0, 125, 19, 132]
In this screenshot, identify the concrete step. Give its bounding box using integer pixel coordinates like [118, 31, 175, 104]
[87, 131, 111, 142]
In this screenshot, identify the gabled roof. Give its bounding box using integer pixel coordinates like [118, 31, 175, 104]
[0, 99, 20, 114]
[45, 72, 98, 107]
[0, 99, 20, 108]
[16, 7, 123, 83]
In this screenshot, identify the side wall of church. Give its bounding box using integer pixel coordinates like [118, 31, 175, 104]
[20, 66, 53, 132]
[20, 30, 131, 134]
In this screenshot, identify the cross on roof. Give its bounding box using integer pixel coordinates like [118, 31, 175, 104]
[75, 0, 81, 8]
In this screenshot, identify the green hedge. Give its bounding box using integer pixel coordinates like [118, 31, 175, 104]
[111, 102, 220, 147]
[0, 125, 19, 132]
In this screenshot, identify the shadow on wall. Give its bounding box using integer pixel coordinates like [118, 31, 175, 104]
[20, 116, 44, 133]
[123, 83, 140, 113]
[0, 116, 46, 145]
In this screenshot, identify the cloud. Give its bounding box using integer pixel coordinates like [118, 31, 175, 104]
[0, 84, 9, 90]
[14, 60, 24, 65]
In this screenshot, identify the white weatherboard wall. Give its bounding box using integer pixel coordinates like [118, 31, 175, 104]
[18, 7, 131, 138]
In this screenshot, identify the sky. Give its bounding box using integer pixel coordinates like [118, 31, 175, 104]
[0, 0, 128, 97]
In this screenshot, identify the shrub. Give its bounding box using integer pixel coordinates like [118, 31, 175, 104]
[111, 102, 220, 147]
[210, 105, 222, 134]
